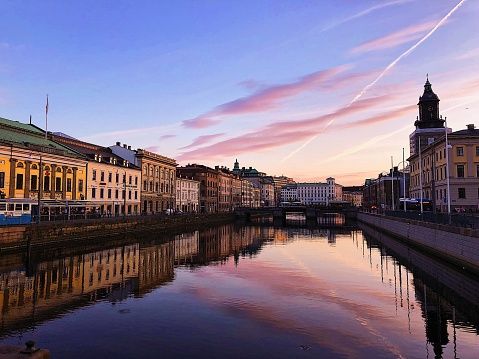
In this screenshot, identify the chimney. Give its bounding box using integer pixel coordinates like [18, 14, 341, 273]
[128, 145, 131, 150]
[116, 141, 121, 146]
[467, 124, 475, 131]
[123, 144, 127, 148]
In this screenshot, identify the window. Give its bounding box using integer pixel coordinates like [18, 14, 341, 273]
[100, 188, 104, 199]
[31, 175, 38, 191]
[79, 179, 84, 192]
[92, 188, 96, 198]
[458, 188, 466, 199]
[116, 173, 119, 183]
[67, 178, 72, 192]
[55, 177, 61, 192]
[134, 191, 138, 200]
[457, 164, 465, 178]
[457, 147, 464, 156]
[135, 176, 138, 186]
[100, 171, 105, 182]
[16, 173, 24, 190]
[476, 146, 479, 156]
[92, 170, 97, 180]
[108, 189, 112, 199]
[123, 174, 126, 183]
[129, 175, 132, 185]
[108, 173, 112, 182]
[143, 180, 147, 191]
[44, 176, 50, 191]
[128, 190, 131, 200]
[0, 172, 4, 188]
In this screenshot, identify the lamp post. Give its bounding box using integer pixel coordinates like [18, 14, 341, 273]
[395, 148, 408, 212]
[391, 156, 395, 211]
[445, 117, 451, 215]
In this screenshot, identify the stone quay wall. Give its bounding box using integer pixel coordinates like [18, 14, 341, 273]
[0, 213, 234, 252]
[357, 212, 479, 273]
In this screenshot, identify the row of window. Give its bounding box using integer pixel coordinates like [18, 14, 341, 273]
[91, 188, 138, 200]
[0, 172, 84, 193]
[92, 170, 138, 186]
[143, 165, 175, 180]
[414, 187, 477, 200]
[143, 180, 174, 194]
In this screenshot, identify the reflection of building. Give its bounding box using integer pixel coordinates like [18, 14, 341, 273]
[0, 244, 139, 332]
[174, 232, 199, 265]
[0, 117, 87, 201]
[137, 242, 174, 295]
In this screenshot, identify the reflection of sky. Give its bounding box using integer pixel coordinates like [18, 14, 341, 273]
[2, 1, 479, 185]
[2, 228, 477, 358]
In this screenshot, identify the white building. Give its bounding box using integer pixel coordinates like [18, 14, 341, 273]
[281, 177, 342, 205]
[176, 176, 199, 212]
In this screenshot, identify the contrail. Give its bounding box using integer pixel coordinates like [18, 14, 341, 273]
[322, 0, 413, 32]
[282, 0, 467, 162]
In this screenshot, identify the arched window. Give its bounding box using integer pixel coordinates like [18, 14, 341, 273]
[16, 162, 24, 168]
[31, 164, 38, 170]
[56, 167, 62, 173]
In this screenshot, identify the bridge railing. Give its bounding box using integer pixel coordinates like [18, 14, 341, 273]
[384, 210, 479, 230]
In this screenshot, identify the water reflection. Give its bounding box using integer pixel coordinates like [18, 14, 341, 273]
[0, 222, 477, 358]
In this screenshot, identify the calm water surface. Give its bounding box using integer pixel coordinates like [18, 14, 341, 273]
[0, 221, 478, 358]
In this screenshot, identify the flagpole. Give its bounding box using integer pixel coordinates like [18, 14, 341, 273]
[45, 94, 48, 140]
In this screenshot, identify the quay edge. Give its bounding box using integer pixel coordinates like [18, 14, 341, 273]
[357, 212, 479, 275]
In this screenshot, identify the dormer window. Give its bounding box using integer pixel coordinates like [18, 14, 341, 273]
[94, 154, 98, 161]
[113, 158, 117, 165]
[98, 155, 102, 162]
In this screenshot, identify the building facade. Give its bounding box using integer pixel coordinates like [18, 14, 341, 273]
[409, 124, 479, 211]
[51, 134, 141, 216]
[280, 178, 342, 205]
[177, 164, 218, 213]
[110, 143, 177, 214]
[0, 117, 87, 203]
[176, 176, 200, 212]
[342, 186, 363, 207]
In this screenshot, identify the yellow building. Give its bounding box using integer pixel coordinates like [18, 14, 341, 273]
[0, 117, 87, 202]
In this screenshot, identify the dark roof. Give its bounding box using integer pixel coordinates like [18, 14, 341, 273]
[0, 116, 86, 159]
[50, 133, 139, 169]
[450, 127, 479, 136]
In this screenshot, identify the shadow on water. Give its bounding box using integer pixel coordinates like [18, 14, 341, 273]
[359, 222, 479, 358]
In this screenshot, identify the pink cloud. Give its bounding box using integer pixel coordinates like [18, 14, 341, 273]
[182, 117, 222, 129]
[182, 65, 350, 128]
[179, 133, 225, 150]
[336, 104, 416, 129]
[178, 94, 397, 161]
[159, 134, 176, 140]
[351, 20, 437, 55]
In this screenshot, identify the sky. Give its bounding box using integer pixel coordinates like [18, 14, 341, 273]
[1, 0, 479, 185]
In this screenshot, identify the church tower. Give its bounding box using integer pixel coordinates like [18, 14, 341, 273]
[414, 76, 444, 129]
[409, 77, 450, 156]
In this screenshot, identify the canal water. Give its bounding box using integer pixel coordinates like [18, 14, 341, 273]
[0, 220, 478, 358]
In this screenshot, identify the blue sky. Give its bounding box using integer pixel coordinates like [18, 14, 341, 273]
[1, 0, 479, 184]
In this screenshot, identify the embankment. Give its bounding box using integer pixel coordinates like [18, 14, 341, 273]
[357, 212, 479, 274]
[0, 213, 234, 252]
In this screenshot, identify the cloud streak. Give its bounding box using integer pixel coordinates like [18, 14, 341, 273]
[179, 133, 225, 150]
[182, 65, 349, 128]
[178, 95, 401, 161]
[321, 0, 414, 32]
[350, 21, 437, 55]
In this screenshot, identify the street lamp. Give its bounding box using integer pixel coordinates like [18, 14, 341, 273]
[395, 148, 408, 212]
[445, 117, 451, 215]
